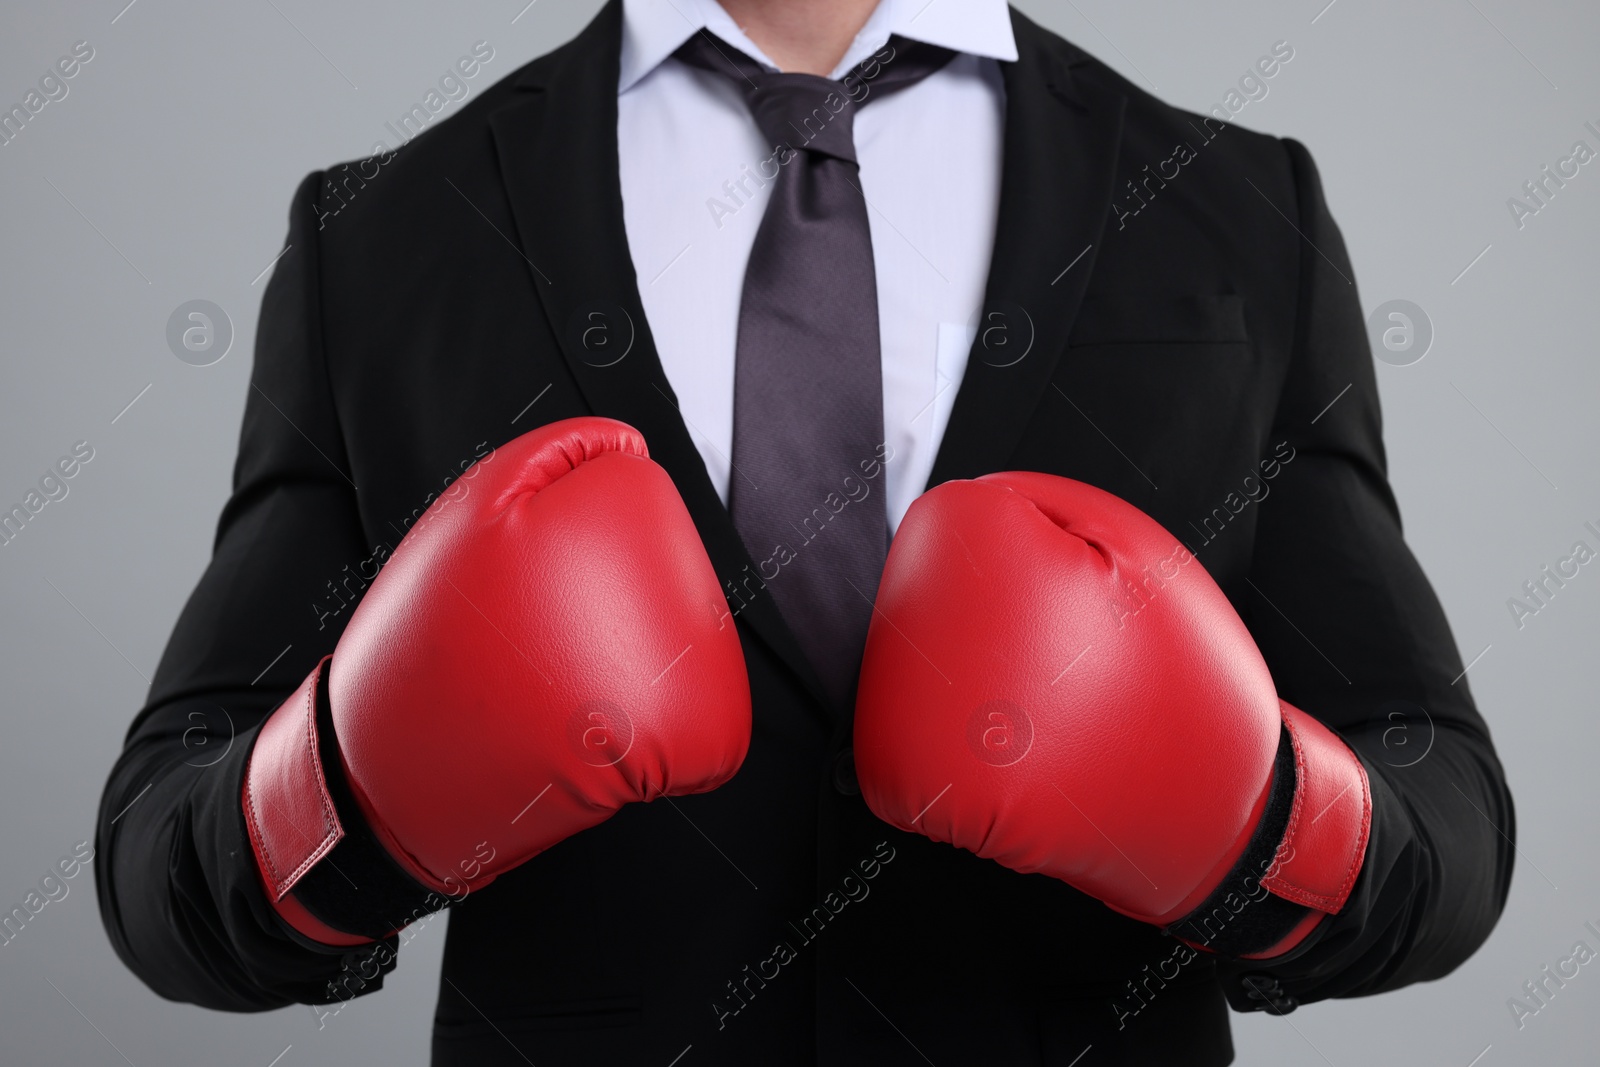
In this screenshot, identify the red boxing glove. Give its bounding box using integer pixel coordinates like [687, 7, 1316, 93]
[854, 472, 1370, 958]
[243, 418, 750, 944]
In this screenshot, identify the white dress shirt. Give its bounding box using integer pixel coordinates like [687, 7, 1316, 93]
[617, 0, 1014, 531]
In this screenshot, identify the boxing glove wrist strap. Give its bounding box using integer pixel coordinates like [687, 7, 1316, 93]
[243, 658, 448, 945]
[1166, 725, 1311, 956]
[1167, 703, 1372, 959]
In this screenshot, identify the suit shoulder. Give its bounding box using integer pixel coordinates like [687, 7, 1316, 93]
[1016, 13, 1299, 193]
[304, 32, 575, 233]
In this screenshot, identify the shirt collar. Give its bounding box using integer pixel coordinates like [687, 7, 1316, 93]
[618, 0, 1018, 94]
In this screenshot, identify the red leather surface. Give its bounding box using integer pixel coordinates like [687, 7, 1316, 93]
[1263, 701, 1371, 914]
[242, 659, 344, 902]
[326, 417, 751, 892]
[854, 473, 1282, 923]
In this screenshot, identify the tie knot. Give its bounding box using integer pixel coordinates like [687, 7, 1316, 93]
[673, 33, 957, 165]
[747, 73, 861, 163]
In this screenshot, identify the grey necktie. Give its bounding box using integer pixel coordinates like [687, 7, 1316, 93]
[675, 31, 956, 711]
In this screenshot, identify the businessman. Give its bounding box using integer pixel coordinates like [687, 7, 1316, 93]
[97, 1, 1514, 1063]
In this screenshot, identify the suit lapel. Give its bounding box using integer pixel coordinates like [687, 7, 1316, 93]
[926, 9, 1127, 489]
[485, 1, 836, 722]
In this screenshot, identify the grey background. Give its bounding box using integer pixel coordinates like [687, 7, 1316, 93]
[1, 0, 1595, 1063]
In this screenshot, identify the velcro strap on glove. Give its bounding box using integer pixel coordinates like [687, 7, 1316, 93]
[1167, 703, 1371, 958]
[242, 656, 446, 946]
[243, 659, 343, 902]
[1262, 700, 1371, 913]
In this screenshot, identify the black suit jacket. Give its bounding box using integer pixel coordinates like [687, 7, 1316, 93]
[96, 5, 1513, 1064]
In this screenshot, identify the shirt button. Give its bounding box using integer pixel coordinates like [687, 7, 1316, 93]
[832, 748, 860, 796]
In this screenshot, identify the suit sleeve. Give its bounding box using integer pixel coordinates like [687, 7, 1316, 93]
[94, 172, 403, 1011]
[1220, 138, 1515, 1003]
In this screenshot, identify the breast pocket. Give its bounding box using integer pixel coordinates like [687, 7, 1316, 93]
[1027, 293, 1271, 514]
[1066, 292, 1248, 347]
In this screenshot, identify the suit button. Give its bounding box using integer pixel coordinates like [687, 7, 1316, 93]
[1238, 974, 1298, 1014]
[832, 748, 860, 796]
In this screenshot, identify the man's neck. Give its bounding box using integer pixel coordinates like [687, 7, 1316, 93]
[716, 0, 882, 75]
